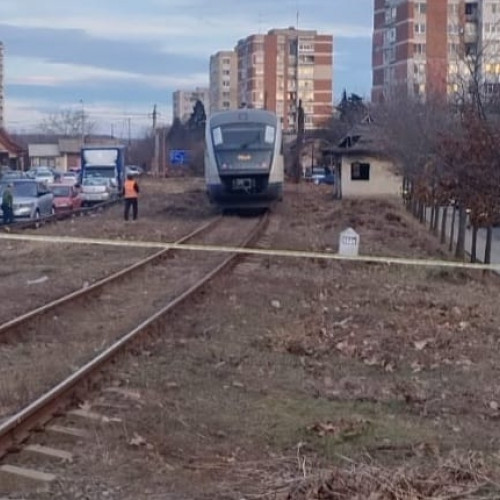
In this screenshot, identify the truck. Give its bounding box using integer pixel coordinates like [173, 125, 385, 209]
[79, 146, 126, 198]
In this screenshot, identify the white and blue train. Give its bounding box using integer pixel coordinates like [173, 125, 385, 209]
[205, 109, 284, 209]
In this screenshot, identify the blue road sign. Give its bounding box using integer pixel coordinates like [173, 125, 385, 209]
[169, 150, 189, 165]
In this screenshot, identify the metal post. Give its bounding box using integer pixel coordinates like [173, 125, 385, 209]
[80, 99, 85, 145]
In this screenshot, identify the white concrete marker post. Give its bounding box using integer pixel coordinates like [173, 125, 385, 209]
[339, 227, 360, 256]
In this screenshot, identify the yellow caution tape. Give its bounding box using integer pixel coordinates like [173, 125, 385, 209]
[0, 232, 499, 271]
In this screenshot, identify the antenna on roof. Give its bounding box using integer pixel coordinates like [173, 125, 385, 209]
[296, 0, 300, 30]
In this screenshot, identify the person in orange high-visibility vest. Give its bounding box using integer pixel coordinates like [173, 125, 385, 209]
[123, 174, 140, 221]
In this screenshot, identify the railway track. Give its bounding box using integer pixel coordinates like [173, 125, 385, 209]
[0, 214, 222, 340]
[0, 195, 125, 233]
[0, 211, 269, 491]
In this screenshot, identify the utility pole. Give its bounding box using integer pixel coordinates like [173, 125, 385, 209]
[152, 104, 158, 130]
[294, 99, 305, 183]
[152, 104, 159, 176]
[80, 99, 85, 145]
[127, 117, 131, 145]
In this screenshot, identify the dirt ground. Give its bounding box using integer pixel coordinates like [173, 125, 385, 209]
[0, 177, 212, 323]
[4, 181, 500, 499]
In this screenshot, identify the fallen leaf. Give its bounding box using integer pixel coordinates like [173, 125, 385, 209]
[129, 433, 147, 447]
[414, 339, 430, 351]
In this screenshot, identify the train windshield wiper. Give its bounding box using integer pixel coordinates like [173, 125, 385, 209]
[240, 133, 261, 149]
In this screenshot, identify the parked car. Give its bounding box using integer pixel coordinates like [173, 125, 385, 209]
[79, 177, 113, 206]
[305, 166, 335, 185]
[29, 167, 55, 185]
[0, 170, 25, 183]
[0, 180, 54, 221]
[125, 165, 143, 177]
[60, 171, 79, 185]
[50, 183, 82, 213]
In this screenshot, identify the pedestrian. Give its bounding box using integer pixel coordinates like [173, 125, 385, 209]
[123, 173, 139, 221]
[1, 183, 14, 225]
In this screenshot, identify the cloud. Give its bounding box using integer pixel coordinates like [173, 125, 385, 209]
[6, 56, 207, 89]
[1, 0, 373, 132]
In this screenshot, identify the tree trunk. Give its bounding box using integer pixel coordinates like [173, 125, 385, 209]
[455, 205, 467, 260]
[449, 205, 456, 253]
[470, 225, 478, 263]
[484, 226, 493, 264]
[440, 206, 448, 245]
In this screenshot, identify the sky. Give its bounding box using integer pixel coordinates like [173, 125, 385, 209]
[0, 0, 373, 138]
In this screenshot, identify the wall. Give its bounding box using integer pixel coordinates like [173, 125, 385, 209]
[340, 154, 401, 198]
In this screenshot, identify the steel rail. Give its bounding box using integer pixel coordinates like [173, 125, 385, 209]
[0, 211, 269, 458]
[3, 197, 121, 231]
[0, 215, 222, 337]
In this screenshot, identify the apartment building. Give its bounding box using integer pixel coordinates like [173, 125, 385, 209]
[0, 42, 4, 128]
[236, 27, 333, 132]
[209, 51, 238, 113]
[172, 87, 210, 123]
[372, 0, 500, 102]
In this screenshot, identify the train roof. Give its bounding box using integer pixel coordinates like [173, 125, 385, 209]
[208, 109, 278, 127]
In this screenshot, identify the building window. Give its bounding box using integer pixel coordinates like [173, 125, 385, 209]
[465, 2, 478, 16]
[385, 6, 397, 23]
[351, 162, 370, 181]
[385, 27, 396, 43]
[448, 42, 459, 55]
[299, 42, 314, 52]
[414, 23, 426, 34]
[414, 2, 427, 15]
[414, 43, 426, 55]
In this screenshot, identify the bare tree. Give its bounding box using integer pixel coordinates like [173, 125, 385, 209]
[38, 109, 96, 137]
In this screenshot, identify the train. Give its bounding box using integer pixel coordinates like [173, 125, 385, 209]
[204, 109, 284, 209]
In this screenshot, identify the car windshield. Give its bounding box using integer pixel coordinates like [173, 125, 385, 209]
[12, 182, 37, 197]
[84, 167, 115, 178]
[83, 178, 108, 186]
[3, 171, 22, 178]
[51, 186, 71, 197]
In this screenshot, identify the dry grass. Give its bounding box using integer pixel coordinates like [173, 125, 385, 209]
[287, 452, 500, 499]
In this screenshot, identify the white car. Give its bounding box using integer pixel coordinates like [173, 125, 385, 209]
[80, 177, 113, 206]
[61, 172, 79, 185]
[31, 167, 55, 185]
[125, 165, 142, 177]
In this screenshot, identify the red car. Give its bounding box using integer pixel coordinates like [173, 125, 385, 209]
[51, 183, 82, 213]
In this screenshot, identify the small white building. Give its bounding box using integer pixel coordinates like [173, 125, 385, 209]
[325, 122, 401, 199]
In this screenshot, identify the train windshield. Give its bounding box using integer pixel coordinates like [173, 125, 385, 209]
[212, 123, 275, 172]
[212, 123, 275, 151]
